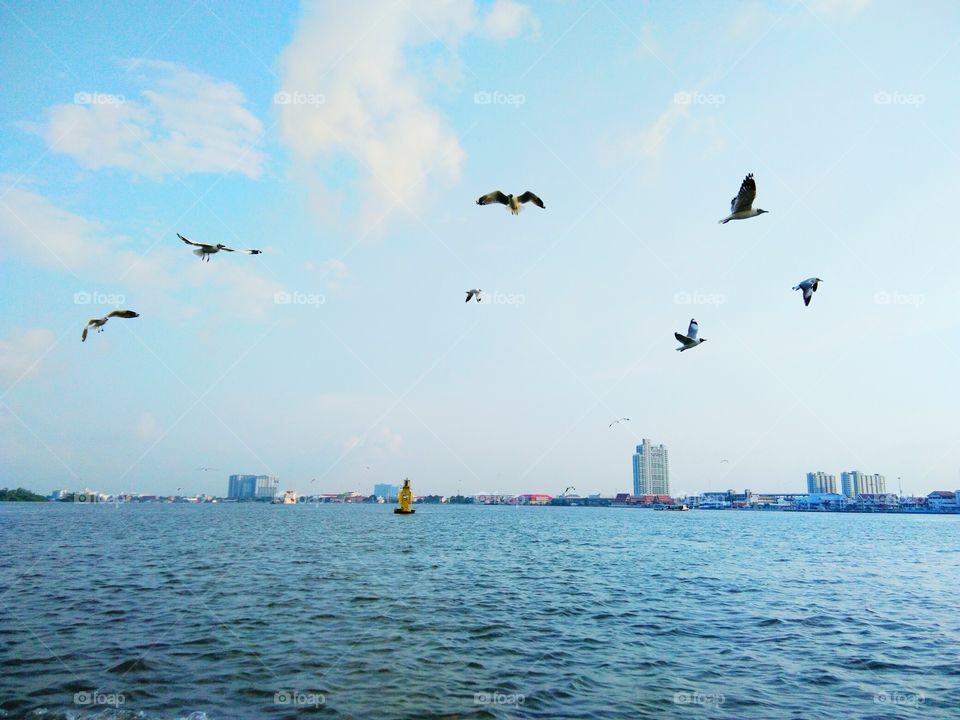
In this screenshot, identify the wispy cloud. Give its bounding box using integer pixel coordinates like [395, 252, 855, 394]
[28, 60, 265, 179]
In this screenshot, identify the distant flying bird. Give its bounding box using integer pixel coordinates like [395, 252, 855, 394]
[476, 190, 545, 215]
[792, 277, 823, 307]
[675, 319, 707, 352]
[81, 309, 139, 342]
[465, 289, 482, 303]
[196, 467, 218, 472]
[178, 233, 261, 262]
[563, 486, 575, 496]
[719, 173, 768, 224]
[608, 417, 630, 427]
[720, 459, 729, 464]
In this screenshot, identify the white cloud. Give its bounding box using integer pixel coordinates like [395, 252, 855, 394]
[0, 328, 57, 384]
[321, 258, 350, 288]
[31, 60, 265, 179]
[279, 0, 537, 232]
[482, 0, 540, 40]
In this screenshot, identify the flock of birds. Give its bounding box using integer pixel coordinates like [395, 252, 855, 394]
[81, 175, 822, 347]
[468, 175, 823, 352]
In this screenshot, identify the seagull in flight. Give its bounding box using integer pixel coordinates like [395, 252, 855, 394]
[608, 417, 630, 427]
[675, 319, 706, 352]
[465, 289, 482, 303]
[178, 233, 262, 262]
[477, 191, 545, 215]
[196, 467, 218, 472]
[792, 277, 823, 307]
[81, 309, 139, 342]
[719, 173, 768, 224]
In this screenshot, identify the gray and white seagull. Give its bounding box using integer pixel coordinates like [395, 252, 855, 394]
[476, 190, 545, 215]
[81, 309, 139, 342]
[793, 277, 823, 307]
[719, 173, 768, 224]
[465, 289, 482, 303]
[675, 319, 706, 352]
[178, 233, 262, 262]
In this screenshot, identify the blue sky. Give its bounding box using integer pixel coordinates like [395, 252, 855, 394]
[2, 0, 959, 498]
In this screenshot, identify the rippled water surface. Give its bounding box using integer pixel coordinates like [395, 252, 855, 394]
[2, 503, 959, 719]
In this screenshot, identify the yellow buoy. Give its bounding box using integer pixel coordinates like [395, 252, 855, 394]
[394, 478, 415, 514]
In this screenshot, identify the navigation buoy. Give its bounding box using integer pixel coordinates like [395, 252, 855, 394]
[394, 478, 415, 514]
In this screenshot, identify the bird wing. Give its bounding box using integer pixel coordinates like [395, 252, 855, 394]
[477, 191, 509, 206]
[81, 324, 89, 342]
[675, 332, 695, 347]
[811, 279, 819, 291]
[177, 233, 213, 249]
[517, 191, 545, 209]
[803, 287, 813, 306]
[107, 310, 139, 319]
[218, 245, 262, 254]
[465, 291, 474, 303]
[686, 319, 699, 340]
[730, 173, 757, 213]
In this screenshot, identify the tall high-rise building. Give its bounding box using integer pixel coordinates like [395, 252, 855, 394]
[255, 475, 279, 499]
[841, 471, 886, 497]
[228, 474, 257, 498]
[806, 471, 837, 494]
[373, 483, 400, 500]
[632, 439, 669, 496]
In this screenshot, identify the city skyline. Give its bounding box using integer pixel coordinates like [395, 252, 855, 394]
[3, 2, 960, 499]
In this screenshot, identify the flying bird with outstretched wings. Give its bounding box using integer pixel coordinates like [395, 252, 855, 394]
[476, 190, 545, 215]
[178, 233, 262, 262]
[81, 309, 139, 342]
[793, 277, 824, 307]
[719, 173, 768, 224]
[675, 319, 707, 352]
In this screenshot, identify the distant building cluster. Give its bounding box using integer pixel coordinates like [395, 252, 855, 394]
[840, 470, 886, 497]
[632, 438, 669, 496]
[228, 474, 279, 499]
